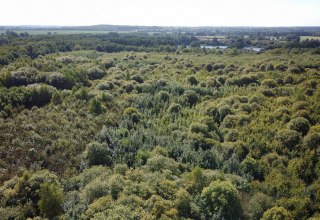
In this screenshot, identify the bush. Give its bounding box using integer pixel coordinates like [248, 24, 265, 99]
[261, 206, 293, 220]
[247, 193, 274, 220]
[186, 75, 198, 86]
[287, 117, 310, 136]
[184, 90, 199, 106]
[303, 132, 320, 151]
[157, 91, 170, 102]
[86, 142, 113, 166]
[276, 129, 301, 149]
[288, 66, 302, 74]
[218, 105, 232, 122]
[168, 103, 182, 114]
[97, 81, 115, 90]
[205, 64, 213, 72]
[261, 79, 277, 88]
[175, 188, 192, 217]
[46, 72, 75, 89]
[124, 107, 140, 123]
[131, 74, 144, 83]
[87, 67, 105, 80]
[38, 183, 63, 219]
[200, 180, 242, 219]
[189, 123, 209, 137]
[7, 67, 39, 86]
[240, 156, 266, 180]
[224, 129, 239, 142]
[89, 98, 104, 115]
[292, 110, 311, 121]
[284, 75, 294, 84]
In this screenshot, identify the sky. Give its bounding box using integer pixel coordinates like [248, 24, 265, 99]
[1, 0, 319, 27]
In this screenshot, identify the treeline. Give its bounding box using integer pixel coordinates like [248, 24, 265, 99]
[0, 32, 196, 65]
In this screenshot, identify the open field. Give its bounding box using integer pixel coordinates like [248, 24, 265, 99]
[300, 36, 320, 41]
[196, 35, 226, 40]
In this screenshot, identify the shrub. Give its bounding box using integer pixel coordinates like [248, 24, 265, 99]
[205, 64, 213, 72]
[7, 67, 39, 86]
[189, 123, 209, 136]
[218, 105, 232, 122]
[87, 67, 105, 80]
[226, 74, 258, 86]
[86, 142, 113, 166]
[186, 75, 198, 86]
[288, 66, 302, 74]
[124, 107, 140, 123]
[168, 103, 182, 114]
[247, 193, 274, 220]
[224, 129, 239, 142]
[157, 91, 170, 102]
[287, 117, 310, 136]
[97, 81, 115, 90]
[284, 75, 294, 84]
[240, 156, 266, 180]
[261, 206, 293, 220]
[261, 79, 277, 88]
[175, 188, 192, 217]
[123, 82, 135, 93]
[276, 129, 301, 149]
[303, 132, 320, 151]
[200, 116, 218, 132]
[131, 74, 144, 83]
[89, 98, 104, 115]
[200, 180, 242, 219]
[38, 183, 63, 219]
[184, 90, 199, 106]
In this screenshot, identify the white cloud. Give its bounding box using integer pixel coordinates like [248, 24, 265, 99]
[0, 0, 319, 26]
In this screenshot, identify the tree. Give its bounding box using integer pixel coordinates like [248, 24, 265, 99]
[38, 183, 63, 219]
[200, 180, 242, 219]
[261, 206, 293, 220]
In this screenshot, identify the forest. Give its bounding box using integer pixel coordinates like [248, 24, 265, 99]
[0, 29, 320, 220]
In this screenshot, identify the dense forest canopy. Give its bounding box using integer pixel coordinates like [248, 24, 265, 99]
[0, 28, 320, 219]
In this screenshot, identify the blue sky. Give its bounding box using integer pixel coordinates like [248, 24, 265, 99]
[1, 0, 319, 26]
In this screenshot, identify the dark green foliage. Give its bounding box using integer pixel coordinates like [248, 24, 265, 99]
[200, 180, 242, 219]
[287, 117, 310, 136]
[205, 64, 213, 72]
[86, 142, 113, 166]
[276, 129, 301, 149]
[186, 75, 198, 86]
[240, 156, 267, 180]
[168, 103, 182, 113]
[87, 67, 105, 80]
[261, 206, 293, 220]
[89, 98, 104, 115]
[184, 90, 199, 106]
[247, 193, 274, 220]
[38, 183, 63, 219]
[303, 132, 320, 151]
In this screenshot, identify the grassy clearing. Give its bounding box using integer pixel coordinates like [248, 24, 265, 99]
[300, 36, 320, 41]
[196, 35, 226, 40]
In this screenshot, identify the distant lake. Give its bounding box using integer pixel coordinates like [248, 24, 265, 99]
[200, 45, 228, 49]
[243, 47, 263, 52]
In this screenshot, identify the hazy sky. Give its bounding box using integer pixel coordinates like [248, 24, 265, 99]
[1, 0, 319, 26]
